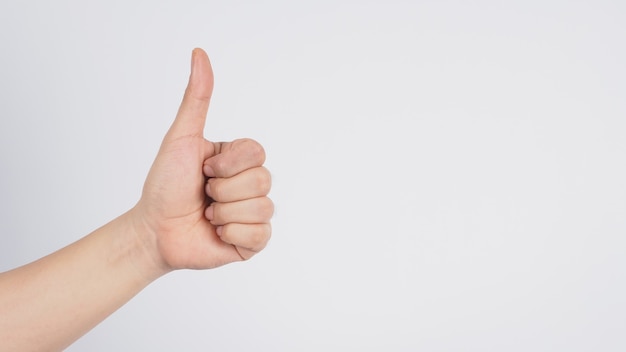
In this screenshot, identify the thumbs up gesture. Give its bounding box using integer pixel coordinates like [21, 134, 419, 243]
[131, 48, 273, 275]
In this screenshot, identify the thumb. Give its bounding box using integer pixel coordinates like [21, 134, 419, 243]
[166, 48, 214, 140]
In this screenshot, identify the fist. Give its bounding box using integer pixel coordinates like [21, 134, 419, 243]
[203, 139, 274, 260]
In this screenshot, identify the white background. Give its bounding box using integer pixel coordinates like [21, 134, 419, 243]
[1, 1, 625, 350]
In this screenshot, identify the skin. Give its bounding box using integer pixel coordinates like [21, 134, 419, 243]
[0, 48, 273, 352]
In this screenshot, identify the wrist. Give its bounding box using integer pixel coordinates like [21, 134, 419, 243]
[122, 208, 173, 283]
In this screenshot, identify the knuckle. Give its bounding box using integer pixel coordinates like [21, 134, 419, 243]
[212, 157, 231, 177]
[250, 224, 271, 251]
[240, 138, 266, 164]
[256, 197, 274, 219]
[254, 167, 272, 194]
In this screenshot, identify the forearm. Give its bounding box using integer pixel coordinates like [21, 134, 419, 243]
[0, 48, 272, 351]
[0, 210, 163, 352]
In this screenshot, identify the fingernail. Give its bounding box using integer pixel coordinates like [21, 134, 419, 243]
[205, 180, 211, 196]
[189, 49, 197, 81]
[205, 204, 214, 220]
[216, 226, 223, 237]
[203, 164, 216, 177]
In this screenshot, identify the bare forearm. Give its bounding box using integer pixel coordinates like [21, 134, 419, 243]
[0, 48, 272, 351]
[0, 211, 161, 352]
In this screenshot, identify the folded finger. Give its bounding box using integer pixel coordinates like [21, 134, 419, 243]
[205, 197, 274, 225]
[206, 167, 271, 202]
[203, 138, 266, 178]
[216, 223, 271, 254]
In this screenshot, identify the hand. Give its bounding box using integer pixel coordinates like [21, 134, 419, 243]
[0, 48, 272, 351]
[131, 48, 273, 275]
